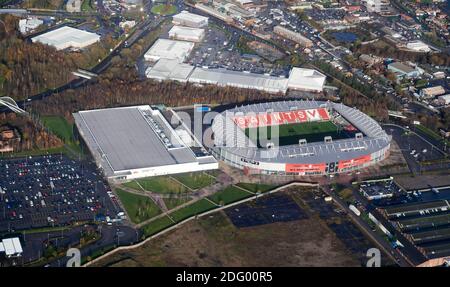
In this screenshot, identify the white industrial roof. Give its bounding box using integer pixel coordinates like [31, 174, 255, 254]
[236, 0, 253, 4]
[146, 59, 195, 81]
[169, 25, 205, 39]
[288, 68, 326, 92]
[189, 68, 289, 93]
[73, 106, 203, 176]
[0, 238, 23, 256]
[406, 40, 430, 52]
[32, 26, 100, 50]
[144, 39, 194, 62]
[173, 11, 208, 25]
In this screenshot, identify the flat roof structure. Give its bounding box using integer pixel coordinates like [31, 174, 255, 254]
[189, 68, 289, 94]
[145, 60, 326, 95]
[32, 26, 100, 50]
[145, 59, 195, 82]
[388, 62, 416, 74]
[143, 39, 195, 63]
[169, 25, 205, 42]
[288, 68, 326, 92]
[0, 237, 23, 257]
[406, 40, 430, 52]
[172, 11, 209, 28]
[74, 105, 218, 181]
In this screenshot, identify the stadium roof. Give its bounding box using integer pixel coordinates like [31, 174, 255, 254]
[189, 68, 289, 93]
[145, 59, 195, 82]
[212, 100, 390, 164]
[73, 106, 200, 176]
[32, 26, 100, 50]
[144, 39, 195, 62]
[288, 68, 326, 92]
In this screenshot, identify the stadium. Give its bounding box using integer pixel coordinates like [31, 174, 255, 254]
[211, 100, 391, 176]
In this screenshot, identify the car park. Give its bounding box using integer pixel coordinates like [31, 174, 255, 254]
[0, 155, 122, 233]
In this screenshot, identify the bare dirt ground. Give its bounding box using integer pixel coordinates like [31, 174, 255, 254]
[92, 210, 361, 267]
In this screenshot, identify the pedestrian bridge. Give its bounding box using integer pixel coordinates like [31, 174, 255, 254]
[0, 97, 27, 114]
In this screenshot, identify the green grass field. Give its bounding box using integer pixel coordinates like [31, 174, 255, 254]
[171, 172, 215, 190]
[208, 186, 253, 206]
[41, 116, 73, 142]
[127, 176, 188, 194]
[122, 180, 143, 191]
[169, 199, 217, 222]
[141, 215, 175, 237]
[151, 4, 177, 15]
[416, 125, 450, 146]
[163, 196, 191, 210]
[115, 189, 161, 224]
[235, 183, 276, 193]
[245, 121, 349, 147]
[81, 0, 94, 11]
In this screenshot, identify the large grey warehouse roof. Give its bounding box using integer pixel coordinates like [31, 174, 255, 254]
[189, 68, 289, 94]
[73, 106, 198, 176]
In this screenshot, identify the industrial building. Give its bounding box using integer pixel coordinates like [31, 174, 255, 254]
[420, 86, 446, 98]
[66, 0, 82, 12]
[73, 105, 218, 182]
[145, 59, 195, 82]
[189, 68, 289, 94]
[359, 178, 399, 201]
[18, 17, 43, 34]
[195, 4, 233, 23]
[273, 25, 313, 48]
[168, 26, 205, 43]
[288, 68, 326, 92]
[437, 94, 450, 106]
[31, 26, 100, 50]
[146, 59, 326, 94]
[387, 62, 424, 80]
[0, 237, 23, 258]
[363, 0, 390, 14]
[143, 39, 195, 63]
[172, 11, 209, 28]
[406, 40, 431, 52]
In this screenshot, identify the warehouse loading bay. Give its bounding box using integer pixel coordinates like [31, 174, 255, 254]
[359, 178, 450, 262]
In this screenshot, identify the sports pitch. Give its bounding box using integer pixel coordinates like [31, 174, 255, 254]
[245, 121, 354, 147]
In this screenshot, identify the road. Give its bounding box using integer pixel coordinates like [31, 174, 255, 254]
[323, 186, 411, 267]
[383, 123, 450, 174]
[12, 15, 163, 112]
[46, 224, 139, 267]
[350, 187, 428, 266]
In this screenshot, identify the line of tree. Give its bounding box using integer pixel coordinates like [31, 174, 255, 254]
[30, 77, 283, 120]
[355, 39, 450, 67]
[0, 15, 118, 101]
[0, 112, 63, 152]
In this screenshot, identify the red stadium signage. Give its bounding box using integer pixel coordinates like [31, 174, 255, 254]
[338, 155, 371, 170]
[285, 163, 327, 173]
[232, 108, 330, 129]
